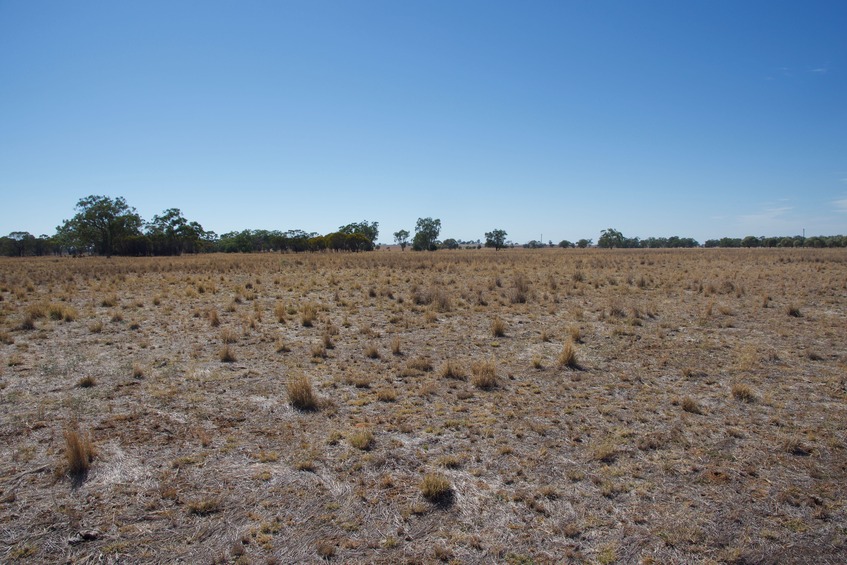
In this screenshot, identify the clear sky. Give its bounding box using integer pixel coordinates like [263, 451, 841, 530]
[1, 1, 845, 245]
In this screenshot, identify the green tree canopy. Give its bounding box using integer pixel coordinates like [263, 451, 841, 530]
[57, 195, 143, 256]
[338, 220, 379, 250]
[598, 228, 625, 249]
[485, 229, 508, 250]
[146, 208, 209, 255]
[393, 229, 410, 251]
[412, 217, 441, 251]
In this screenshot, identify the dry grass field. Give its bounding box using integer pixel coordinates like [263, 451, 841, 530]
[1, 248, 845, 564]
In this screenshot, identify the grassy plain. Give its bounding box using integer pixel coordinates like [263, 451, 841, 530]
[0, 248, 845, 563]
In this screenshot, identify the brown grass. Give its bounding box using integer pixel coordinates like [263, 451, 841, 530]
[2, 249, 845, 563]
[440, 360, 466, 380]
[63, 426, 94, 479]
[219, 344, 236, 362]
[470, 359, 497, 389]
[349, 428, 374, 450]
[731, 383, 756, 403]
[420, 473, 452, 502]
[557, 339, 579, 369]
[287, 373, 318, 411]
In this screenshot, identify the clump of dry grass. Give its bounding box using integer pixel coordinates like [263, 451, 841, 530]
[287, 373, 318, 411]
[568, 325, 582, 343]
[376, 387, 397, 402]
[509, 273, 530, 304]
[316, 541, 335, 558]
[557, 339, 579, 369]
[731, 383, 756, 403]
[18, 314, 36, 331]
[491, 317, 506, 337]
[48, 303, 78, 322]
[681, 396, 703, 414]
[365, 344, 381, 359]
[220, 328, 238, 343]
[471, 359, 497, 389]
[782, 436, 812, 456]
[273, 302, 286, 323]
[420, 473, 452, 503]
[301, 303, 318, 327]
[77, 375, 96, 388]
[208, 308, 220, 327]
[437, 454, 463, 469]
[63, 425, 95, 480]
[441, 360, 467, 380]
[349, 428, 375, 450]
[593, 441, 618, 464]
[187, 498, 221, 516]
[311, 343, 327, 359]
[219, 344, 237, 363]
[786, 304, 802, 317]
[390, 336, 402, 355]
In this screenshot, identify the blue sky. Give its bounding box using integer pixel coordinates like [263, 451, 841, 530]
[1, 1, 845, 244]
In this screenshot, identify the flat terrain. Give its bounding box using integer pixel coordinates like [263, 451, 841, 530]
[1, 249, 846, 564]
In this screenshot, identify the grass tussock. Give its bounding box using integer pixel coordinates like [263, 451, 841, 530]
[471, 359, 497, 389]
[681, 396, 703, 414]
[491, 316, 506, 337]
[441, 360, 467, 380]
[287, 373, 318, 411]
[731, 383, 756, 403]
[77, 375, 96, 388]
[219, 344, 237, 363]
[557, 340, 579, 369]
[420, 473, 452, 502]
[273, 302, 286, 323]
[349, 428, 375, 450]
[301, 303, 318, 327]
[63, 425, 95, 479]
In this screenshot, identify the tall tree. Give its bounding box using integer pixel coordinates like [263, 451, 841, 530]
[598, 228, 625, 249]
[146, 208, 208, 255]
[57, 195, 143, 257]
[412, 217, 441, 251]
[484, 229, 508, 251]
[338, 220, 379, 250]
[393, 229, 410, 251]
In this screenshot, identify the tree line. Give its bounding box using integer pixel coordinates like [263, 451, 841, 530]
[2, 195, 845, 257]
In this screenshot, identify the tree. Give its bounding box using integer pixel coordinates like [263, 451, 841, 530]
[558, 240, 574, 248]
[485, 229, 508, 251]
[576, 238, 592, 248]
[393, 229, 410, 251]
[338, 221, 379, 250]
[57, 195, 143, 257]
[742, 235, 761, 248]
[146, 208, 211, 255]
[598, 228, 624, 249]
[412, 217, 441, 251]
[6, 231, 36, 256]
[441, 238, 460, 250]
